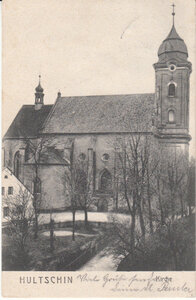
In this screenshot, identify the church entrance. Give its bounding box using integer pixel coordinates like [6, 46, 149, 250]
[98, 199, 108, 212]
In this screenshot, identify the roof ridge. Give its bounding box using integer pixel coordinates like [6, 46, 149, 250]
[60, 92, 155, 98]
[39, 97, 60, 133]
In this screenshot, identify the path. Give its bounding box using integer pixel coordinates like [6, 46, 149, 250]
[78, 248, 118, 271]
[39, 211, 130, 225]
[41, 230, 96, 237]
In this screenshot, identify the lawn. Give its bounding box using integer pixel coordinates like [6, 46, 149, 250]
[2, 222, 102, 271]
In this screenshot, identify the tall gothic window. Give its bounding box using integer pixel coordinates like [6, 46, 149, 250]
[168, 83, 175, 97]
[100, 169, 112, 192]
[33, 177, 41, 194]
[14, 151, 21, 179]
[168, 110, 175, 123]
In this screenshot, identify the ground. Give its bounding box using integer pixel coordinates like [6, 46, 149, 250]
[2, 211, 195, 271]
[2, 217, 110, 271]
[39, 211, 129, 224]
[79, 248, 118, 271]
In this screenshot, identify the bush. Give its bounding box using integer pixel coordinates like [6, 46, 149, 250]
[117, 214, 195, 271]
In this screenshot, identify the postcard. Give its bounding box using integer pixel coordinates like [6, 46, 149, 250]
[2, 0, 195, 297]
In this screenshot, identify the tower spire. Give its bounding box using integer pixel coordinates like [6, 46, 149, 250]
[35, 75, 44, 110]
[172, 3, 175, 26]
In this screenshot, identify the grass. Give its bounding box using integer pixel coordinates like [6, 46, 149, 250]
[2, 223, 100, 271]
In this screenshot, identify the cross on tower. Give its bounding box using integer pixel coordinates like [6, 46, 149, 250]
[171, 3, 175, 25]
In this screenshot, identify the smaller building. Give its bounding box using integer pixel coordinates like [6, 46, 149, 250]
[2, 167, 33, 224]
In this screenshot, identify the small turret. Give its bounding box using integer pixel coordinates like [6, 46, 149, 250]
[35, 75, 44, 110]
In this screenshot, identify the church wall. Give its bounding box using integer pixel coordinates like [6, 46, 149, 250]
[3, 139, 26, 172]
[38, 165, 70, 210]
[41, 133, 155, 211]
[3, 132, 188, 212]
[48, 133, 119, 190]
[23, 164, 35, 193]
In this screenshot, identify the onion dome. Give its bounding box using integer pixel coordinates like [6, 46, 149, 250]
[158, 25, 188, 60]
[35, 75, 44, 93]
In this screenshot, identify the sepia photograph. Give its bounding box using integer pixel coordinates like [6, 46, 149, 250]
[1, 0, 196, 297]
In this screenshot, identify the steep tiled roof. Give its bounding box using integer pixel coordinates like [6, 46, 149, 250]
[42, 94, 155, 134]
[4, 105, 52, 139]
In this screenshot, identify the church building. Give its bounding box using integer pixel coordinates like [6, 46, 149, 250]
[2, 13, 192, 211]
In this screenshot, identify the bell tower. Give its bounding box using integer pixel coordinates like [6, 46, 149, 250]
[153, 4, 192, 151]
[35, 75, 44, 110]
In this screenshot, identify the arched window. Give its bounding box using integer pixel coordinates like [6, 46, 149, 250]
[33, 177, 41, 194]
[100, 169, 112, 192]
[25, 143, 31, 162]
[14, 151, 21, 179]
[168, 110, 175, 123]
[168, 83, 175, 97]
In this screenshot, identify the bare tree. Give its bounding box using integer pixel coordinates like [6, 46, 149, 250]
[107, 144, 194, 271]
[151, 148, 192, 270]
[63, 148, 95, 237]
[186, 157, 195, 216]
[62, 142, 78, 241]
[3, 187, 34, 270]
[114, 132, 158, 243]
[24, 136, 51, 239]
[160, 148, 188, 220]
[75, 159, 94, 227]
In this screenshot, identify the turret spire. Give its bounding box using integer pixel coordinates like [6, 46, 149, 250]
[35, 75, 44, 110]
[172, 3, 175, 26]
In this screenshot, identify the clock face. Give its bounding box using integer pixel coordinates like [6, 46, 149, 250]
[169, 64, 176, 72]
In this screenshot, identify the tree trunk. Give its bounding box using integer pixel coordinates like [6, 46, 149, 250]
[72, 210, 76, 241]
[157, 179, 164, 225]
[50, 219, 54, 253]
[115, 178, 119, 211]
[188, 203, 192, 216]
[84, 209, 88, 227]
[147, 169, 153, 234]
[147, 196, 153, 234]
[34, 211, 38, 239]
[171, 191, 175, 221]
[138, 203, 145, 237]
[130, 213, 136, 255]
[179, 194, 184, 218]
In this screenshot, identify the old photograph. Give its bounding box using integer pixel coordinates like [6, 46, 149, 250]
[2, 0, 195, 278]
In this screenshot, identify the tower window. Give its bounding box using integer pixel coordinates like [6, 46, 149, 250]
[169, 64, 176, 72]
[168, 83, 175, 97]
[168, 110, 175, 123]
[14, 151, 21, 179]
[2, 187, 5, 195]
[8, 186, 13, 195]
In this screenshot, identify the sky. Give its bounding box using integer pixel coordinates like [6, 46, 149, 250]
[2, 0, 195, 156]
